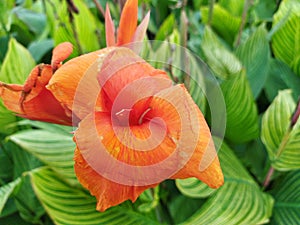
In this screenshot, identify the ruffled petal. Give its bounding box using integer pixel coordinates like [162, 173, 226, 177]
[97, 48, 171, 111]
[74, 147, 156, 212]
[0, 64, 72, 125]
[47, 47, 114, 119]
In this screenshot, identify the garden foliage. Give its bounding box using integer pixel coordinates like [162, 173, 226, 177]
[0, 0, 299, 224]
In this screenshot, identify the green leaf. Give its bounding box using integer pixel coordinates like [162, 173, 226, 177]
[9, 142, 45, 223]
[9, 129, 77, 185]
[219, 0, 245, 17]
[235, 26, 270, 98]
[0, 38, 35, 134]
[46, 0, 101, 56]
[201, 26, 243, 79]
[13, 7, 46, 35]
[272, 0, 300, 76]
[176, 178, 216, 198]
[28, 39, 54, 62]
[0, 178, 21, 214]
[169, 195, 205, 224]
[270, 170, 300, 224]
[264, 59, 300, 102]
[181, 139, 274, 225]
[154, 13, 175, 41]
[30, 167, 160, 225]
[261, 90, 300, 170]
[0, 0, 14, 32]
[222, 69, 259, 143]
[201, 4, 241, 45]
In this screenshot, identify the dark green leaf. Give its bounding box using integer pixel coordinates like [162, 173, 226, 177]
[0, 178, 21, 214]
[13, 7, 46, 34]
[28, 39, 54, 62]
[235, 26, 270, 98]
[270, 170, 300, 224]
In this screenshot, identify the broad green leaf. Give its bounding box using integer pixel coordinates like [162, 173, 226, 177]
[30, 167, 160, 225]
[235, 26, 270, 98]
[0, 0, 14, 32]
[169, 195, 205, 224]
[221, 68, 259, 143]
[46, 0, 101, 56]
[252, 0, 278, 22]
[219, 0, 245, 17]
[176, 178, 216, 198]
[28, 39, 54, 62]
[261, 90, 300, 170]
[0, 212, 33, 225]
[12, 7, 46, 35]
[9, 142, 45, 223]
[201, 27, 243, 79]
[201, 4, 241, 45]
[0, 178, 21, 214]
[264, 59, 300, 101]
[272, 0, 300, 76]
[0, 38, 35, 134]
[154, 13, 175, 41]
[270, 170, 300, 224]
[9, 129, 77, 185]
[0, 142, 13, 182]
[181, 139, 274, 225]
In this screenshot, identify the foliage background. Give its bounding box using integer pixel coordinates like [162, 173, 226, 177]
[0, 0, 299, 224]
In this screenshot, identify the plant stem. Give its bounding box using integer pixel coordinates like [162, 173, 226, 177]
[263, 166, 274, 188]
[235, 0, 253, 48]
[208, 0, 215, 26]
[92, 0, 105, 17]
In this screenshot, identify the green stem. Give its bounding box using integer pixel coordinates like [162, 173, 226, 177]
[235, 0, 253, 48]
[208, 0, 215, 26]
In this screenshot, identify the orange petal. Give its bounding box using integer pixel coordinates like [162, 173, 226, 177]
[0, 65, 72, 125]
[0, 83, 23, 114]
[51, 42, 73, 71]
[21, 65, 72, 125]
[47, 47, 114, 119]
[105, 3, 116, 47]
[74, 148, 156, 212]
[117, 0, 138, 45]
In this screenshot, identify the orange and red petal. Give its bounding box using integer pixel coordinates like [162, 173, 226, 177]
[74, 147, 156, 212]
[117, 0, 138, 45]
[98, 48, 171, 111]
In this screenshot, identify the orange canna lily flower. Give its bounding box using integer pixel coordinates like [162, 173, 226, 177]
[0, 42, 73, 125]
[71, 47, 224, 212]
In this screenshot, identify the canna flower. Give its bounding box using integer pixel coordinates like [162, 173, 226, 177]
[0, 42, 73, 125]
[70, 47, 224, 211]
